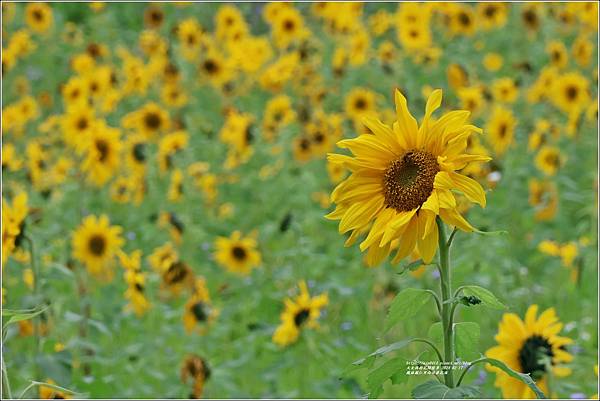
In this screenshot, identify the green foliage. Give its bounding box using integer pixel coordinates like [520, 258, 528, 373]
[461, 286, 507, 310]
[385, 289, 433, 332]
[412, 380, 481, 399]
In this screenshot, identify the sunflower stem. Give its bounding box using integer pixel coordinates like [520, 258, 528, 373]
[437, 218, 455, 388]
[24, 234, 43, 383]
[1, 354, 12, 399]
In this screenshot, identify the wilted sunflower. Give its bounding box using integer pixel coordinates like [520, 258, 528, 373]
[183, 277, 217, 334]
[327, 89, 490, 266]
[272, 281, 328, 347]
[214, 231, 261, 275]
[486, 305, 573, 399]
[72, 214, 124, 279]
[181, 354, 211, 399]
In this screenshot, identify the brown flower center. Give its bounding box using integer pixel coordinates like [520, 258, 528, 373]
[231, 245, 247, 261]
[383, 149, 439, 212]
[88, 235, 106, 256]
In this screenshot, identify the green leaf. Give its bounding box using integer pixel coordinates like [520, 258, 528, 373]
[484, 358, 546, 399]
[461, 286, 507, 310]
[366, 358, 406, 399]
[2, 305, 48, 329]
[385, 288, 432, 331]
[397, 259, 425, 275]
[350, 339, 415, 368]
[412, 380, 481, 399]
[474, 229, 508, 236]
[454, 322, 480, 361]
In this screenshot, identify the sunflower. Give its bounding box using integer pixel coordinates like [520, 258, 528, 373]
[326, 89, 490, 266]
[449, 5, 476, 36]
[551, 72, 590, 115]
[181, 354, 211, 399]
[119, 250, 150, 316]
[572, 34, 594, 67]
[477, 2, 508, 30]
[486, 106, 516, 157]
[272, 6, 306, 49]
[522, 3, 542, 31]
[272, 281, 328, 347]
[148, 242, 179, 273]
[61, 105, 96, 151]
[492, 77, 519, 103]
[72, 214, 124, 279]
[546, 41, 568, 69]
[486, 305, 573, 399]
[39, 379, 71, 399]
[214, 231, 261, 275]
[177, 18, 204, 60]
[457, 86, 485, 116]
[158, 130, 189, 173]
[158, 211, 185, 245]
[167, 169, 184, 203]
[125, 102, 170, 139]
[2, 192, 28, 265]
[183, 277, 217, 334]
[535, 146, 564, 177]
[199, 49, 234, 89]
[25, 3, 53, 33]
[125, 134, 148, 174]
[292, 135, 313, 163]
[2, 143, 23, 172]
[447, 63, 469, 90]
[161, 258, 194, 296]
[81, 121, 122, 186]
[528, 179, 558, 221]
[344, 88, 377, 123]
[143, 4, 164, 29]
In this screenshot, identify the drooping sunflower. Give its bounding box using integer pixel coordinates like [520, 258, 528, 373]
[183, 277, 217, 334]
[72, 214, 124, 279]
[214, 231, 261, 275]
[180, 354, 211, 399]
[486, 305, 573, 399]
[326, 89, 490, 266]
[272, 281, 328, 347]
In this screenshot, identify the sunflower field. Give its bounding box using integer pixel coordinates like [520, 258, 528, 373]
[1, 2, 599, 400]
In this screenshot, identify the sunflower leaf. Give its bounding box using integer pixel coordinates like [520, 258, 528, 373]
[474, 229, 508, 236]
[454, 322, 480, 361]
[483, 358, 547, 399]
[385, 288, 432, 331]
[461, 286, 507, 310]
[366, 358, 406, 399]
[412, 380, 481, 399]
[2, 305, 48, 329]
[397, 259, 425, 275]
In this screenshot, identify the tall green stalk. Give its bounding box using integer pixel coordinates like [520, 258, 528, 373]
[437, 218, 455, 388]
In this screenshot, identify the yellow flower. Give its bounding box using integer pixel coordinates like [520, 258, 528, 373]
[486, 305, 573, 399]
[546, 41, 568, 69]
[572, 34, 594, 67]
[477, 2, 508, 30]
[2, 192, 28, 265]
[25, 3, 53, 33]
[528, 179, 558, 221]
[486, 106, 516, 157]
[180, 355, 211, 399]
[81, 121, 122, 186]
[214, 231, 261, 275]
[447, 64, 469, 91]
[72, 215, 124, 280]
[535, 146, 564, 176]
[326, 89, 490, 266]
[183, 277, 218, 334]
[39, 379, 71, 399]
[492, 77, 519, 103]
[551, 72, 590, 115]
[272, 281, 328, 347]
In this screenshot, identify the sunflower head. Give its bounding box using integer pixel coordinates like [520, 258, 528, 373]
[326, 88, 491, 266]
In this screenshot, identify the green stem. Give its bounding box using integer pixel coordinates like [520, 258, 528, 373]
[437, 218, 455, 388]
[1, 354, 12, 399]
[24, 234, 42, 382]
[455, 357, 487, 387]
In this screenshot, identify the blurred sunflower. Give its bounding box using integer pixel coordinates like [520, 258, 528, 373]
[72, 214, 124, 280]
[81, 121, 122, 186]
[181, 354, 211, 399]
[214, 231, 261, 275]
[272, 281, 328, 347]
[327, 89, 490, 266]
[25, 3, 53, 33]
[551, 72, 590, 114]
[39, 379, 71, 399]
[486, 305, 573, 399]
[486, 106, 516, 157]
[529, 179, 558, 221]
[183, 277, 218, 334]
[535, 146, 564, 176]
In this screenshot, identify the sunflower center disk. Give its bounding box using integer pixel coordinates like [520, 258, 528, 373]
[88, 235, 106, 256]
[231, 246, 247, 261]
[383, 150, 439, 212]
[518, 334, 554, 379]
[293, 309, 310, 327]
